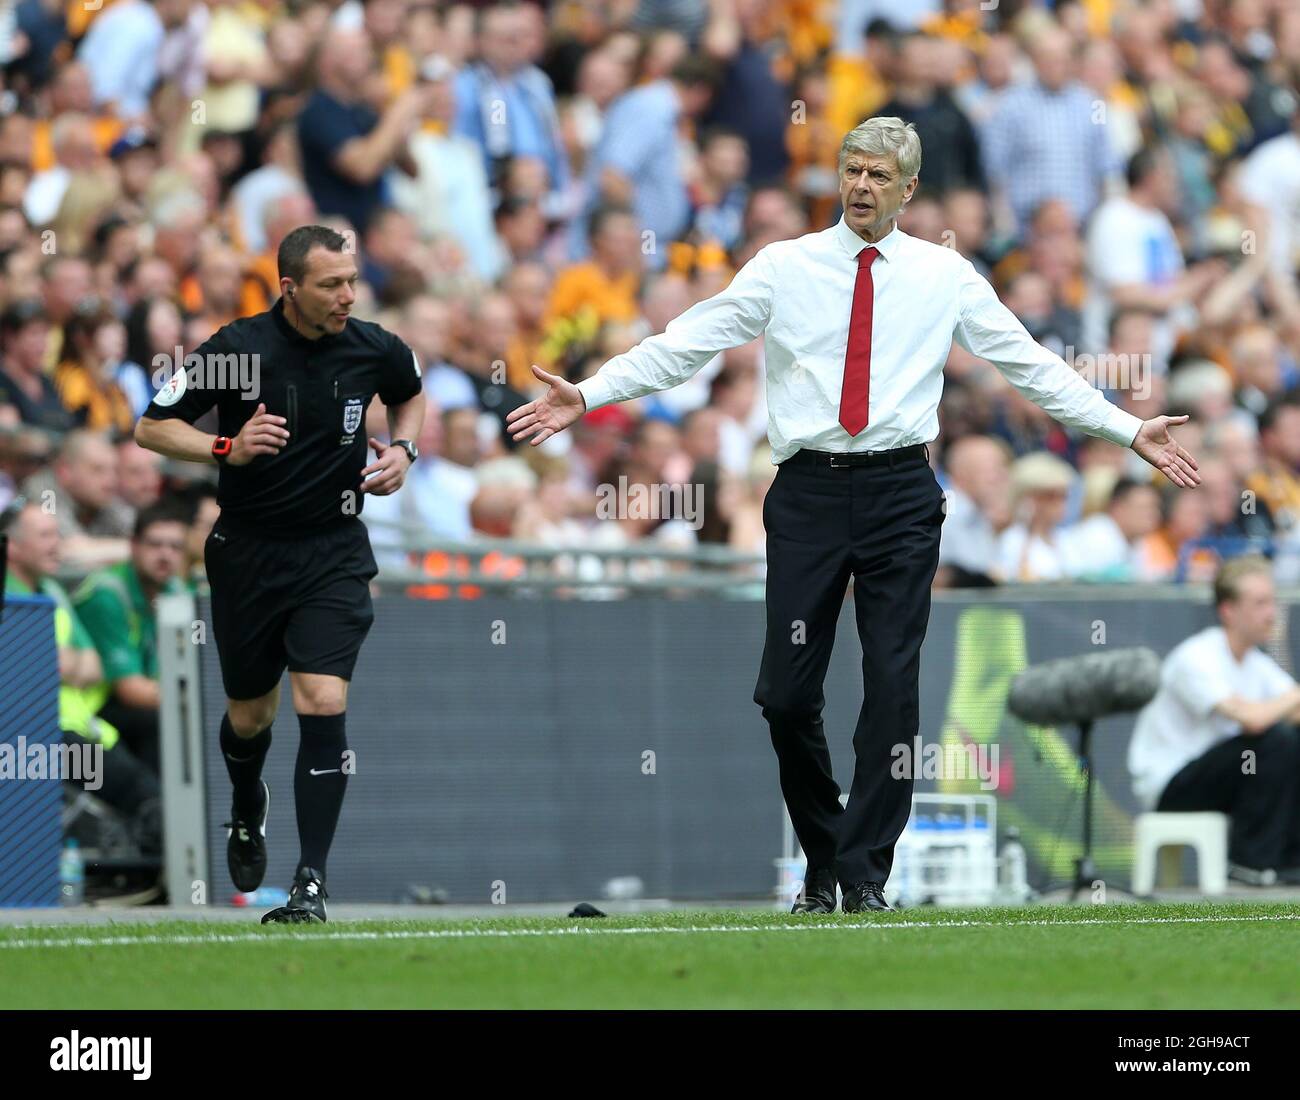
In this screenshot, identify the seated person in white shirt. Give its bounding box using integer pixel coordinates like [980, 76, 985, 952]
[1061, 476, 1161, 581]
[1128, 555, 1300, 883]
[936, 434, 1012, 587]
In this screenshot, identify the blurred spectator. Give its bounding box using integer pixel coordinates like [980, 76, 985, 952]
[583, 56, 720, 263]
[1060, 476, 1162, 581]
[1138, 482, 1211, 581]
[0, 299, 73, 434]
[1083, 145, 1225, 367]
[230, 120, 302, 257]
[936, 433, 1011, 587]
[389, 56, 500, 281]
[699, 0, 791, 186]
[453, 291, 531, 442]
[24, 112, 101, 226]
[876, 32, 985, 195]
[297, 25, 429, 232]
[115, 440, 164, 515]
[453, 1, 569, 208]
[359, 207, 427, 306]
[997, 451, 1076, 582]
[0, 424, 53, 511]
[22, 429, 130, 568]
[53, 299, 135, 434]
[72, 502, 189, 778]
[690, 127, 750, 249]
[983, 25, 1116, 235]
[1229, 322, 1290, 421]
[1244, 393, 1300, 533]
[548, 204, 642, 332]
[1238, 108, 1300, 278]
[76, 0, 168, 122]
[121, 296, 184, 415]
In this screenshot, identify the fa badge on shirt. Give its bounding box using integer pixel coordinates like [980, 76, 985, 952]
[342, 397, 364, 437]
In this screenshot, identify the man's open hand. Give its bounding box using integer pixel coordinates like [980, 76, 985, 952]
[1131, 414, 1201, 488]
[506, 365, 586, 446]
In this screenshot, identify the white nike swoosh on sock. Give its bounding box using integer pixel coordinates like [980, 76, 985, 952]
[308, 768, 340, 776]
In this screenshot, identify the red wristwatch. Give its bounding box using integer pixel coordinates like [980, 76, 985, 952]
[212, 436, 233, 465]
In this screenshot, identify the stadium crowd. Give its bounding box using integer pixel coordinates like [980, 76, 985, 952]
[0, 0, 1298, 613]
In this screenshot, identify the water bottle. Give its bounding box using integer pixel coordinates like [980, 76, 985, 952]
[59, 839, 85, 907]
[999, 827, 1028, 904]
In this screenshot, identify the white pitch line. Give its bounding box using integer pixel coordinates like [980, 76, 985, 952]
[0, 911, 1298, 950]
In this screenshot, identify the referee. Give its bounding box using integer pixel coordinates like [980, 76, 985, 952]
[508, 117, 1200, 914]
[134, 225, 425, 923]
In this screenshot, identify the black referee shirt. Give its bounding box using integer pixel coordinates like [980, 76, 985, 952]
[141, 298, 423, 536]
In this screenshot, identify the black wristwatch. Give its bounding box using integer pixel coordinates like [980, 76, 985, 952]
[212, 436, 233, 465]
[392, 439, 419, 465]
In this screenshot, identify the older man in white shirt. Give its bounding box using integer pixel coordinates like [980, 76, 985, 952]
[507, 116, 1200, 915]
[1129, 556, 1300, 883]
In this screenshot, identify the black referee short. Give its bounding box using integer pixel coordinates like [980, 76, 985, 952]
[204, 517, 379, 701]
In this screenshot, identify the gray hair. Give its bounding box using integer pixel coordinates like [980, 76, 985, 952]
[838, 117, 922, 181]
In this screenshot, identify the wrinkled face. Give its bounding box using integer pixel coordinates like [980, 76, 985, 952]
[1220, 571, 1277, 645]
[839, 151, 916, 240]
[283, 246, 358, 337]
[133, 520, 186, 587]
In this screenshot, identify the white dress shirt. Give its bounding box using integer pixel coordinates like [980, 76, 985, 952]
[1128, 626, 1297, 810]
[576, 217, 1143, 463]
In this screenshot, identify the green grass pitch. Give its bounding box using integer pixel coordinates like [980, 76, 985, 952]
[3, 902, 1298, 1009]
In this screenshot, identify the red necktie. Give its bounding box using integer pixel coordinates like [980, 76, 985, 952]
[839, 245, 879, 437]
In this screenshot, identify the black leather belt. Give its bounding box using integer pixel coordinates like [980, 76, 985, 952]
[785, 443, 929, 469]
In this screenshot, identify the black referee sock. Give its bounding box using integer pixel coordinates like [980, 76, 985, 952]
[220, 714, 272, 817]
[294, 712, 349, 878]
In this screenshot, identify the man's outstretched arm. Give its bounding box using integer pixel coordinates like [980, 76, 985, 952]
[953, 258, 1201, 488]
[508, 248, 776, 446]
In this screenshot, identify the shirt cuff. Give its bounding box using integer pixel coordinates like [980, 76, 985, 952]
[1100, 406, 1143, 448]
[575, 373, 615, 414]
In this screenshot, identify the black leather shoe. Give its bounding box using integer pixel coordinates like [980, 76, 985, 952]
[791, 866, 838, 914]
[841, 881, 894, 913]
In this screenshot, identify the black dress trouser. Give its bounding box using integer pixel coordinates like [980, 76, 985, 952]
[1156, 723, 1300, 870]
[753, 447, 946, 887]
